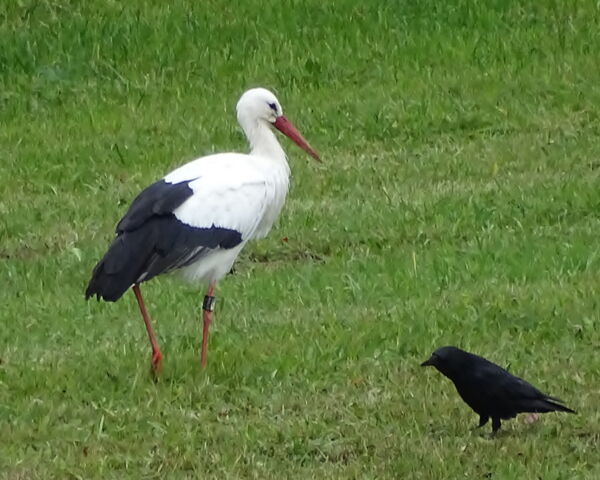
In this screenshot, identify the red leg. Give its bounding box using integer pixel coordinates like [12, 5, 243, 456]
[200, 282, 216, 369]
[132, 284, 163, 374]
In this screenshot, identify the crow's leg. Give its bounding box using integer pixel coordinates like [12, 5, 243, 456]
[491, 417, 501, 437]
[474, 415, 489, 429]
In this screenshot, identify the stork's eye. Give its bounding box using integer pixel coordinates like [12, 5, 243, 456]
[268, 102, 278, 112]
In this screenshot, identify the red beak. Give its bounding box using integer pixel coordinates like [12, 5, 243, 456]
[273, 116, 321, 162]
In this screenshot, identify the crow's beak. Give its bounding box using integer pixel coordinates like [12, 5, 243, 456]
[420, 357, 434, 367]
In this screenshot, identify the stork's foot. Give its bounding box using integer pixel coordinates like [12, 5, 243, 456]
[150, 350, 163, 378]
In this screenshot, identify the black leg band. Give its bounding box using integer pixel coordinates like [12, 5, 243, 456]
[203, 295, 216, 312]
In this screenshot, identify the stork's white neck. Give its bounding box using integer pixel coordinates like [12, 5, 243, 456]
[241, 118, 288, 165]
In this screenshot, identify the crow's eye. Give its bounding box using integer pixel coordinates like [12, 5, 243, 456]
[268, 102, 277, 112]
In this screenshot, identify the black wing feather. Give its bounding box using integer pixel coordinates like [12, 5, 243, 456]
[452, 354, 576, 418]
[85, 179, 242, 302]
[116, 179, 196, 233]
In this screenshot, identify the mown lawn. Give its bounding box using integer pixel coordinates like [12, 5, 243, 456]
[1, 0, 599, 478]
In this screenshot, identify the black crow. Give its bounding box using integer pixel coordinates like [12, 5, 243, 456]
[421, 346, 576, 435]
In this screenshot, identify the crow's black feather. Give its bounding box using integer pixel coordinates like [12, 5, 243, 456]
[421, 346, 576, 435]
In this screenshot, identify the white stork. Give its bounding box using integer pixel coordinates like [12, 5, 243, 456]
[86, 88, 320, 373]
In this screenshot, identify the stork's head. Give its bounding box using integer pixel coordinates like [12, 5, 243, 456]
[236, 88, 321, 161]
[236, 87, 282, 124]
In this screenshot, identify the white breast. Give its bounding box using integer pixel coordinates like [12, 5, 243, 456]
[166, 153, 290, 284]
[252, 160, 290, 238]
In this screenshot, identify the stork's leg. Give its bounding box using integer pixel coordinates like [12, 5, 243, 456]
[132, 284, 163, 374]
[200, 282, 216, 369]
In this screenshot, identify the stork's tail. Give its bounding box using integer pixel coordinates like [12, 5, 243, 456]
[85, 231, 151, 302]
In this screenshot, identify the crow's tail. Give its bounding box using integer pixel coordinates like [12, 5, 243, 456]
[544, 397, 577, 414]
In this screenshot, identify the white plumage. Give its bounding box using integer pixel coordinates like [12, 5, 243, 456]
[170, 154, 290, 282]
[86, 87, 320, 372]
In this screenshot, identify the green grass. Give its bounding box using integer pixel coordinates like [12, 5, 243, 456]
[2, 0, 600, 477]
